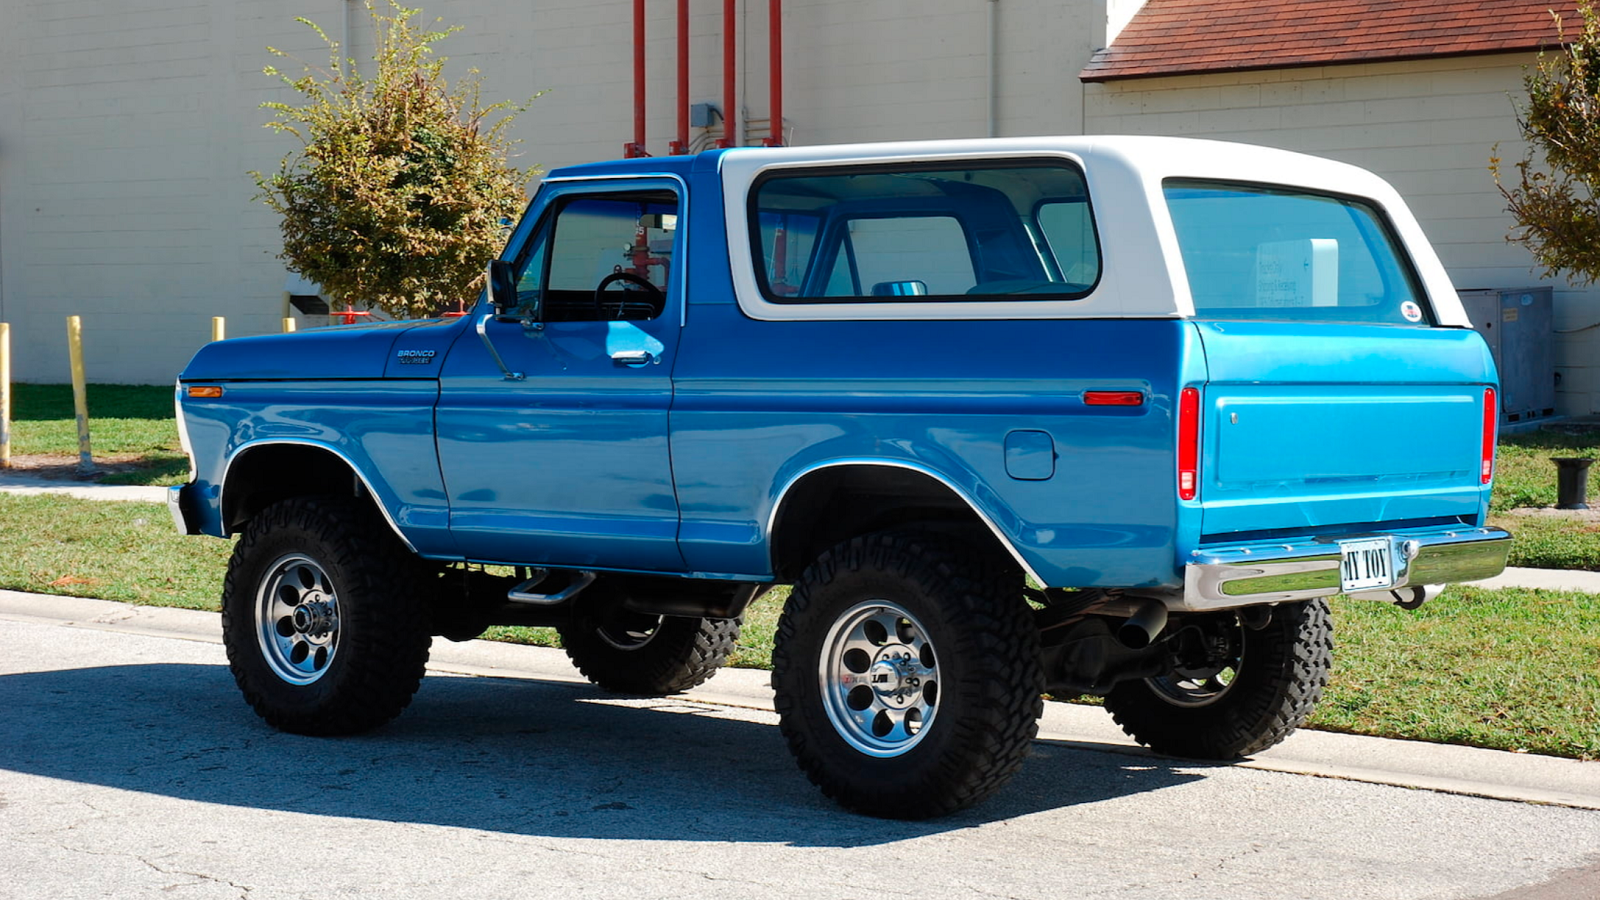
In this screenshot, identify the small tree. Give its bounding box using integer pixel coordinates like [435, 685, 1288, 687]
[253, 1, 536, 319]
[1493, 2, 1600, 284]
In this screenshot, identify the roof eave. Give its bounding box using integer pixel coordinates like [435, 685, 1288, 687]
[1079, 44, 1564, 84]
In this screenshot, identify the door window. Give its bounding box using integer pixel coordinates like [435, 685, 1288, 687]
[515, 190, 679, 322]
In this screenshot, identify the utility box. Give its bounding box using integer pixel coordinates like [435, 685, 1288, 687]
[1458, 287, 1556, 424]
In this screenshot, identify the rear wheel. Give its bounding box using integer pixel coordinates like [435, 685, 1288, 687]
[559, 606, 740, 695]
[221, 496, 432, 736]
[772, 532, 1043, 819]
[1103, 598, 1332, 759]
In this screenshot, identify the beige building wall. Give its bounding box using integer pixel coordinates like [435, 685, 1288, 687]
[1083, 55, 1597, 414]
[0, 0, 1100, 385]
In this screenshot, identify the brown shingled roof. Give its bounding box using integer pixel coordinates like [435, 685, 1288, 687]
[1080, 0, 1583, 82]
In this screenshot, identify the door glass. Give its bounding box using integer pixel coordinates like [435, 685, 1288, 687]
[520, 190, 679, 322]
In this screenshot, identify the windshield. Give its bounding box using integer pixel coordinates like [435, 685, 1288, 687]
[750, 161, 1099, 302]
[1164, 180, 1432, 325]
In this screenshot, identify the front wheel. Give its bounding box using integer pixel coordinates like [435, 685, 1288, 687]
[1103, 598, 1332, 759]
[772, 532, 1043, 819]
[221, 496, 432, 736]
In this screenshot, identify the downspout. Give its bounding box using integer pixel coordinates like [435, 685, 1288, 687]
[718, 0, 736, 148]
[986, 0, 998, 138]
[763, 0, 783, 145]
[671, 0, 689, 154]
[627, 0, 648, 157]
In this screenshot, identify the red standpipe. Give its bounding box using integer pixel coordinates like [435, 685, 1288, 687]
[718, 0, 735, 148]
[670, 0, 690, 154]
[764, 0, 783, 146]
[626, 0, 647, 158]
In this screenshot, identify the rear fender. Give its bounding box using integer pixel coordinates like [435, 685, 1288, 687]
[766, 458, 1042, 584]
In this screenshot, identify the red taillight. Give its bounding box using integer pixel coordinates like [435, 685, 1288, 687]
[1178, 386, 1200, 501]
[1481, 387, 1497, 484]
[1084, 391, 1145, 407]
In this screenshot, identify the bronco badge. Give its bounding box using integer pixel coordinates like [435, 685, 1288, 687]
[396, 349, 437, 365]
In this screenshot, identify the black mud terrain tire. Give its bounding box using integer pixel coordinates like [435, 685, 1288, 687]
[772, 532, 1043, 819]
[221, 496, 432, 736]
[559, 608, 740, 695]
[1103, 598, 1332, 759]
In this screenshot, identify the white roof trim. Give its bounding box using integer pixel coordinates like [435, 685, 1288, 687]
[717, 136, 1469, 327]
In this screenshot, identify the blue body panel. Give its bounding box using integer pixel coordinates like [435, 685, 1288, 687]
[670, 302, 1192, 587]
[183, 321, 428, 381]
[1192, 322, 1496, 537]
[433, 316, 684, 571]
[178, 379, 454, 556]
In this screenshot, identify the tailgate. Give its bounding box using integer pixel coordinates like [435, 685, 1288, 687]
[1195, 322, 1497, 539]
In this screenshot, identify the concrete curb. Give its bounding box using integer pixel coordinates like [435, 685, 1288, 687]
[0, 473, 168, 503]
[4, 589, 1597, 812]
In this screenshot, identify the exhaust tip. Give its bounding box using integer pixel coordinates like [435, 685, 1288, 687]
[1116, 600, 1169, 650]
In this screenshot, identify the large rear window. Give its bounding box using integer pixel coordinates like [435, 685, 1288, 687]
[1163, 180, 1432, 325]
[749, 161, 1099, 303]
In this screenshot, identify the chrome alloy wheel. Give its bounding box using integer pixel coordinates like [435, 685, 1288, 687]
[819, 600, 940, 757]
[256, 554, 341, 685]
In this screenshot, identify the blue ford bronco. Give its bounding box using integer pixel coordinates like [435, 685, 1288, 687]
[171, 136, 1512, 818]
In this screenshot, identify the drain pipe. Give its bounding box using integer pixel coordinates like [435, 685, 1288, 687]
[986, 0, 998, 137]
[718, 0, 736, 147]
[626, 0, 647, 157]
[764, 0, 784, 143]
[670, 0, 690, 154]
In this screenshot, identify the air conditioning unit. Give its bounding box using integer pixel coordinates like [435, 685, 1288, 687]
[1458, 287, 1555, 424]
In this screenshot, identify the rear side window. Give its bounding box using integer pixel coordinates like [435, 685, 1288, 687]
[750, 161, 1099, 303]
[1164, 180, 1431, 325]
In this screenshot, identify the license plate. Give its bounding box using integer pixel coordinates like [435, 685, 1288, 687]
[1339, 538, 1395, 593]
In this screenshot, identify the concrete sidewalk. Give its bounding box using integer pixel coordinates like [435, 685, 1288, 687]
[0, 471, 168, 503]
[3, 589, 1597, 812]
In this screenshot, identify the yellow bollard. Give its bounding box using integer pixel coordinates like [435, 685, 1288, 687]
[66, 315, 95, 474]
[282, 317, 297, 333]
[212, 316, 226, 342]
[0, 322, 10, 468]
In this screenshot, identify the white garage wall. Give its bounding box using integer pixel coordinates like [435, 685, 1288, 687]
[0, 0, 1100, 385]
[1083, 54, 1600, 415]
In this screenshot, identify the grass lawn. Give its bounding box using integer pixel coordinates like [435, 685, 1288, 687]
[3, 492, 1595, 760]
[1488, 425, 1600, 570]
[5, 383, 188, 485]
[1490, 425, 1600, 512]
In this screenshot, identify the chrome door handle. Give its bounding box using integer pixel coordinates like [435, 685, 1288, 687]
[610, 350, 654, 367]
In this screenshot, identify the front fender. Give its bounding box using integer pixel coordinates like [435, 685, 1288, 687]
[177, 380, 455, 558]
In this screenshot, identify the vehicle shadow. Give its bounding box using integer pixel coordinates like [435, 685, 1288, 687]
[0, 663, 1207, 846]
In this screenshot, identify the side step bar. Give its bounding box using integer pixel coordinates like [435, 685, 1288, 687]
[507, 569, 597, 605]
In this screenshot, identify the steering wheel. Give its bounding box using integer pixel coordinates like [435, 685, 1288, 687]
[594, 271, 665, 320]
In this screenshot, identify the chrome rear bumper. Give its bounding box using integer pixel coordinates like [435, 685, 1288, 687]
[1181, 525, 1511, 611]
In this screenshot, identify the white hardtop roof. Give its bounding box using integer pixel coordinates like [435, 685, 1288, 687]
[718, 135, 1467, 326]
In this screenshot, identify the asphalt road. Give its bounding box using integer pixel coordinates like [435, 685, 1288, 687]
[2, 600, 1598, 900]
